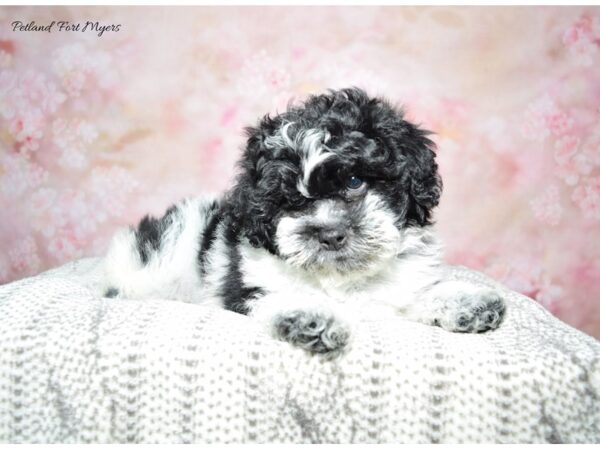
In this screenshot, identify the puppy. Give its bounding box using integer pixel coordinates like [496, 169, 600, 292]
[102, 87, 505, 357]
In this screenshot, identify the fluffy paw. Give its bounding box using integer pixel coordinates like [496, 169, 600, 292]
[272, 310, 350, 356]
[435, 288, 506, 333]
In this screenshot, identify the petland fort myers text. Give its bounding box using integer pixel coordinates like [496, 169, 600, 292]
[11, 21, 121, 37]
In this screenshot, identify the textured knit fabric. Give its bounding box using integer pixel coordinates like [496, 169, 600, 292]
[0, 258, 598, 444]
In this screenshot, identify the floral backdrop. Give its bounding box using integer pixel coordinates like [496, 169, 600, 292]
[1, 6, 599, 338]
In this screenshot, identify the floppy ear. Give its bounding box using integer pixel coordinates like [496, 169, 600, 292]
[224, 117, 280, 253]
[366, 97, 443, 226]
[400, 122, 442, 226]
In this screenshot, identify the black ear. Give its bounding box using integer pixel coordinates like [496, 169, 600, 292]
[224, 117, 280, 253]
[366, 97, 443, 226]
[401, 122, 442, 226]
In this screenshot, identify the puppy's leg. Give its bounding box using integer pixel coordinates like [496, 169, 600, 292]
[246, 292, 352, 357]
[405, 280, 506, 333]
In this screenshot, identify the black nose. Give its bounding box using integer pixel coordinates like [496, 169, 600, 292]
[318, 227, 347, 251]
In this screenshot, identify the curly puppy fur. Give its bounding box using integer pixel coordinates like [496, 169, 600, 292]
[103, 87, 506, 357]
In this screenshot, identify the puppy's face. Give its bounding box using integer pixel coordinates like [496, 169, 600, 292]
[228, 88, 442, 274]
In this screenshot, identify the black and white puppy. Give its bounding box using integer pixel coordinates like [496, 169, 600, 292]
[102, 88, 505, 357]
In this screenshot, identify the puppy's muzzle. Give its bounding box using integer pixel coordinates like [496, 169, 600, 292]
[317, 225, 348, 251]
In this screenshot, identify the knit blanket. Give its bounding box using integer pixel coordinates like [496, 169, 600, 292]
[0, 258, 598, 444]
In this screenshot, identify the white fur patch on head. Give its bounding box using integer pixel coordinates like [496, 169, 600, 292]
[313, 199, 345, 227]
[352, 191, 404, 263]
[297, 128, 332, 196]
[264, 122, 332, 198]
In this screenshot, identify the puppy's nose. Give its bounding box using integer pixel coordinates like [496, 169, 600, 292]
[318, 227, 347, 251]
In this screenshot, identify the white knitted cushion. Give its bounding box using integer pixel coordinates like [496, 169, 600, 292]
[0, 258, 598, 443]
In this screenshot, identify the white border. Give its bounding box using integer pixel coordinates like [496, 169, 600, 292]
[1, 1, 597, 7]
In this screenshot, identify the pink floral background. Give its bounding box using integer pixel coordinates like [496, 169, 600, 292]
[1, 6, 599, 338]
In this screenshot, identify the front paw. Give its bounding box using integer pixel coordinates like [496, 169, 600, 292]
[436, 288, 506, 333]
[272, 310, 350, 356]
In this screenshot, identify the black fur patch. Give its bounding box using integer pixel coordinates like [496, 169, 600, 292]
[197, 201, 223, 275]
[219, 221, 264, 315]
[134, 204, 179, 264]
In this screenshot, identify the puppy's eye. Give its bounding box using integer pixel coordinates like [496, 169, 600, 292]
[346, 176, 364, 190]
